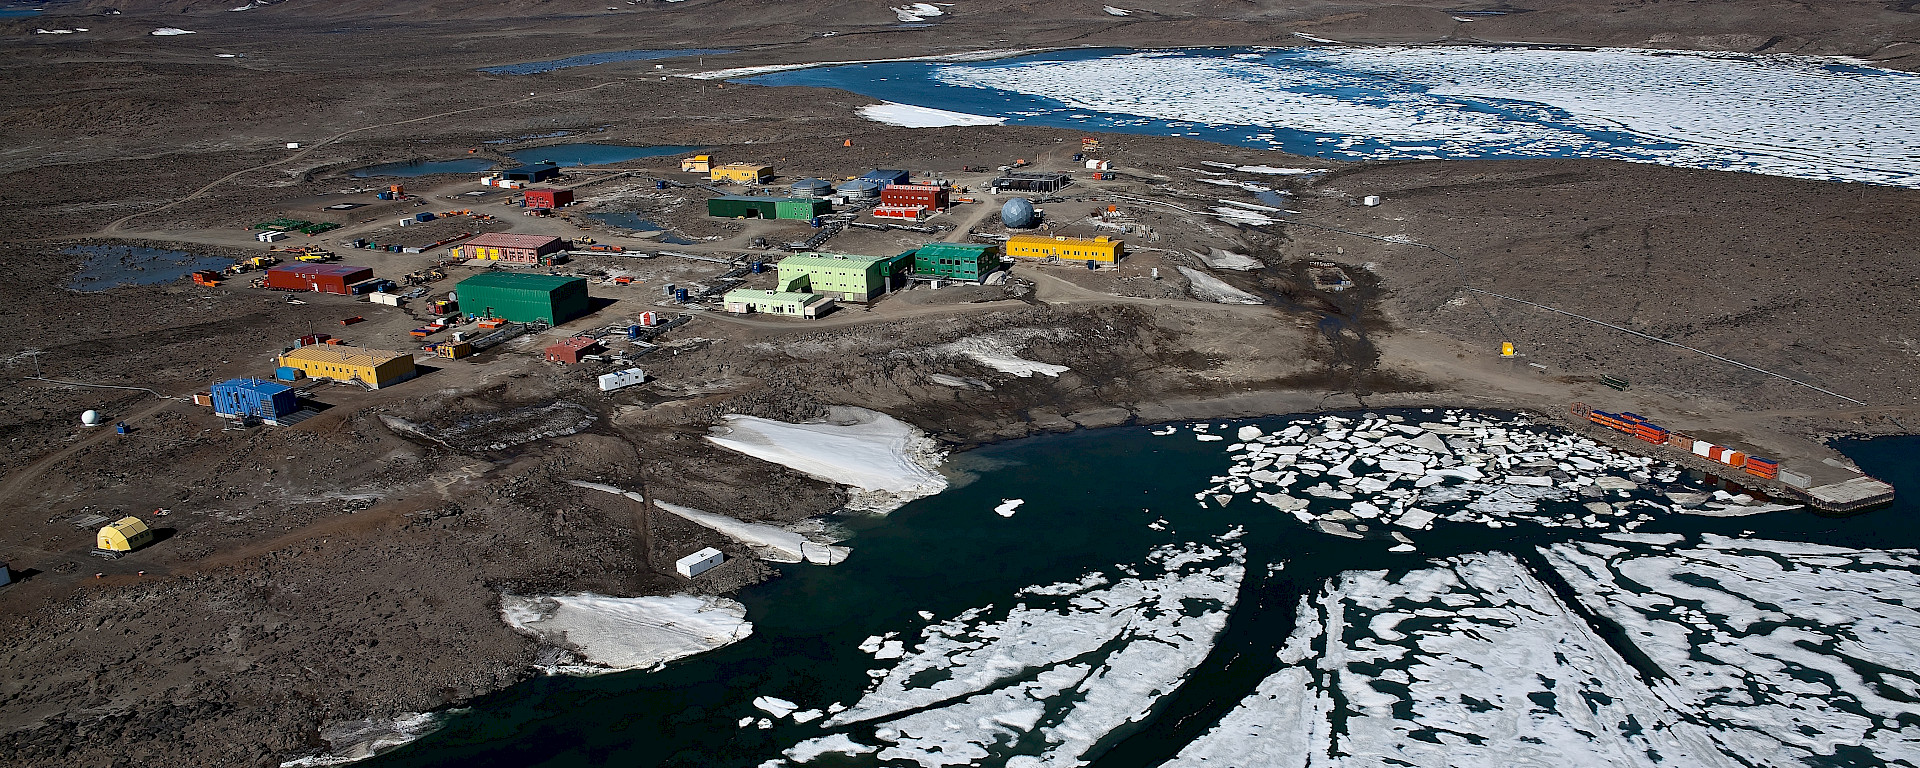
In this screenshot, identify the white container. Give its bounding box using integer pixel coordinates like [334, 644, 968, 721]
[481, 177, 494, 187]
[676, 547, 724, 578]
[1692, 440, 1713, 457]
[399, 218, 413, 226]
[368, 292, 402, 306]
[286, 142, 300, 149]
[598, 367, 647, 392]
[256, 231, 288, 242]
[1361, 195, 1381, 206]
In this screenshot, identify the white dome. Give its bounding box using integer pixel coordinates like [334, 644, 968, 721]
[81, 410, 102, 426]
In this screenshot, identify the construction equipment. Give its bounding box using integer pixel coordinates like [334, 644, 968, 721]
[247, 255, 279, 268]
[191, 270, 222, 286]
[1500, 342, 1515, 358]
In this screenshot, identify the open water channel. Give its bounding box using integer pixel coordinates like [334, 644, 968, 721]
[360, 410, 1919, 768]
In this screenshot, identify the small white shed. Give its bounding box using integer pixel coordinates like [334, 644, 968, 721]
[676, 547, 724, 579]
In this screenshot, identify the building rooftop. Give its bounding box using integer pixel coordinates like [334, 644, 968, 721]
[213, 378, 292, 395]
[1007, 234, 1119, 245]
[780, 252, 891, 269]
[713, 195, 821, 203]
[267, 263, 371, 277]
[724, 288, 824, 304]
[885, 184, 945, 193]
[715, 162, 769, 169]
[464, 233, 563, 249]
[455, 272, 586, 292]
[281, 345, 410, 367]
[917, 243, 993, 257]
[545, 336, 600, 352]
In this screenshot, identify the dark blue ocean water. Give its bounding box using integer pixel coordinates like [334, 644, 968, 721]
[360, 412, 1916, 768]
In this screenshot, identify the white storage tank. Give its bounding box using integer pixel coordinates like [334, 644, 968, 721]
[676, 547, 724, 578]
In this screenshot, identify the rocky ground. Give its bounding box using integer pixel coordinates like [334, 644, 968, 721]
[0, 2, 1916, 766]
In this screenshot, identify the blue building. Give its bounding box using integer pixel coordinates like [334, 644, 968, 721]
[210, 379, 299, 421]
[861, 169, 910, 188]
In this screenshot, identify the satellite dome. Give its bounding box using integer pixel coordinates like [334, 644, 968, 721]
[81, 410, 102, 427]
[1001, 197, 1037, 228]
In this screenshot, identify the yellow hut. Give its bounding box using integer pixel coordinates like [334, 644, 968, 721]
[96, 517, 153, 555]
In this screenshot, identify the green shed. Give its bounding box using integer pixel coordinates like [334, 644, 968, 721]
[455, 273, 591, 325]
[708, 195, 831, 221]
[911, 243, 1000, 281]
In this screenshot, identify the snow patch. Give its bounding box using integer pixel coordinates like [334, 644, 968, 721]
[1177, 266, 1263, 304]
[858, 102, 1005, 127]
[499, 593, 752, 674]
[707, 407, 947, 513]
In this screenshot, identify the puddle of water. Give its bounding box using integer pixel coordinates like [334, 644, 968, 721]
[0, 8, 44, 18]
[350, 158, 496, 178]
[65, 246, 232, 292]
[478, 48, 735, 75]
[588, 213, 696, 245]
[502, 144, 700, 168]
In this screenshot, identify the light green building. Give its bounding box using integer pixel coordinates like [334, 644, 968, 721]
[777, 252, 902, 302]
[721, 289, 835, 318]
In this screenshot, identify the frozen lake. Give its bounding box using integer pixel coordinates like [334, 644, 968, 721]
[744, 46, 1920, 188]
[347, 412, 1920, 768]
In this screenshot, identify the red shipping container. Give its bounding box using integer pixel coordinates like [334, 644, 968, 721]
[265, 264, 374, 295]
[523, 188, 574, 210]
[544, 337, 600, 364]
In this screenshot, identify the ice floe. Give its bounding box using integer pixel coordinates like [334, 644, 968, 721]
[499, 593, 753, 675]
[858, 102, 1005, 127]
[654, 500, 851, 564]
[151, 27, 195, 35]
[993, 498, 1025, 517]
[786, 539, 1245, 766]
[1170, 552, 1737, 767]
[707, 406, 947, 513]
[929, 48, 1920, 187]
[1177, 266, 1263, 304]
[1184, 410, 1714, 547]
[1545, 535, 1920, 764]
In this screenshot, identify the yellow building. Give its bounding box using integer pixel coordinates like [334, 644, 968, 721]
[1004, 234, 1124, 264]
[96, 517, 153, 554]
[680, 155, 711, 173]
[279, 345, 417, 389]
[711, 163, 772, 184]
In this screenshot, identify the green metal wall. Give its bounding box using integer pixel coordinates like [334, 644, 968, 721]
[457, 278, 589, 324]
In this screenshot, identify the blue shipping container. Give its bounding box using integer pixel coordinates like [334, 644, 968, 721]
[275, 366, 306, 382]
[211, 378, 299, 419]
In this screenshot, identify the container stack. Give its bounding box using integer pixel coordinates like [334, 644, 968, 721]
[1586, 410, 1669, 444]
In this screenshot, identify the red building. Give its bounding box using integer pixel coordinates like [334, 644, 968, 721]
[879, 184, 948, 211]
[263, 264, 375, 295]
[543, 336, 601, 364]
[455, 233, 566, 265]
[872, 204, 927, 221]
[523, 188, 574, 210]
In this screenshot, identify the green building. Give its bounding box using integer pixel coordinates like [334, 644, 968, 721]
[455, 273, 591, 325]
[707, 195, 833, 221]
[721, 289, 835, 318]
[776, 252, 903, 302]
[909, 243, 1000, 282]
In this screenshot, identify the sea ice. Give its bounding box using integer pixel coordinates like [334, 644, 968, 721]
[821, 542, 1245, 766]
[754, 696, 800, 718]
[994, 498, 1025, 517]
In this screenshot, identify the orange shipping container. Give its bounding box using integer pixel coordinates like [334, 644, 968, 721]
[1723, 451, 1747, 468]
